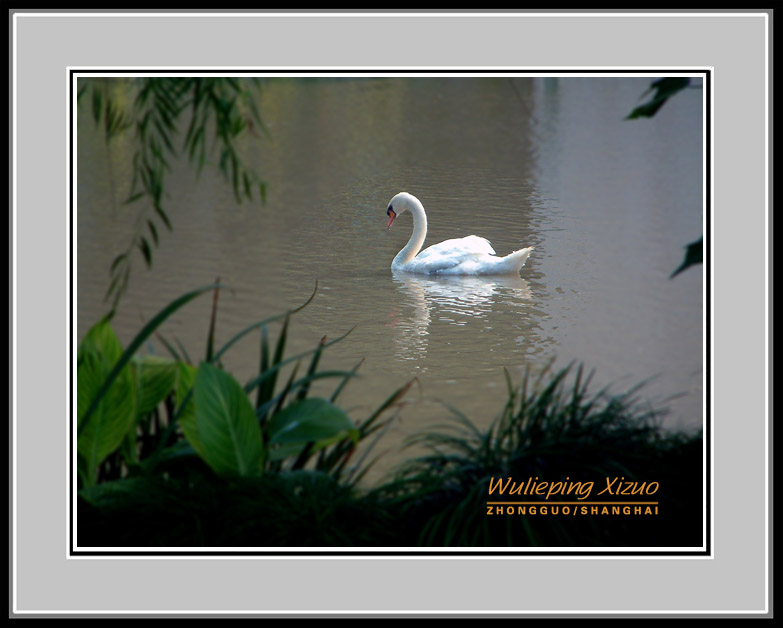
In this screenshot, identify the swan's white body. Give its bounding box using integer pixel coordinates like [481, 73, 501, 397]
[386, 192, 533, 276]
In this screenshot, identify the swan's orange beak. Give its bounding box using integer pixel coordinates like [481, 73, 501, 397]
[386, 208, 396, 230]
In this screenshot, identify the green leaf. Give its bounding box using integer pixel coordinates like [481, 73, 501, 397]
[78, 284, 217, 439]
[205, 282, 220, 363]
[213, 282, 317, 365]
[298, 336, 325, 401]
[139, 237, 152, 267]
[77, 320, 136, 485]
[670, 237, 703, 278]
[78, 78, 272, 313]
[267, 398, 359, 460]
[109, 253, 126, 274]
[627, 77, 691, 119]
[258, 314, 289, 417]
[318, 378, 414, 477]
[175, 337, 192, 364]
[147, 220, 159, 245]
[131, 354, 178, 416]
[194, 362, 264, 476]
[175, 362, 205, 459]
[256, 324, 270, 410]
[267, 441, 311, 462]
[77, 315, 120, 363]
[155, 205, 173, 231]
[331, 358, 364, 403]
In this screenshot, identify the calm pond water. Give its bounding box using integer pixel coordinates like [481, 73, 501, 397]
[77, 76, 704, 481]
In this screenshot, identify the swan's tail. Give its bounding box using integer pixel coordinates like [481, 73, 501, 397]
[506, 246, 533, 273]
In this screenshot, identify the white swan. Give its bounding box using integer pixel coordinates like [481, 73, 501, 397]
[385, 192, 533, 275]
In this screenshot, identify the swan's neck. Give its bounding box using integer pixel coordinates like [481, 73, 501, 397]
[392, 199, 428, 267]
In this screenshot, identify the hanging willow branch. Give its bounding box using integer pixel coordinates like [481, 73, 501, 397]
[78, 77, 269, 312]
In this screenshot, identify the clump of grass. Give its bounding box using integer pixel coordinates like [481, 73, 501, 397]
[77, 282, 413, 547]
[77, 281, 412, 487]
[78, 285, 702, 549]
[377, 364, 703, 547]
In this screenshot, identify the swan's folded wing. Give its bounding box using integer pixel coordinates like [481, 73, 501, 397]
[416, 235, 496, 260]
[403, 253, 465, 274]
[404, 237, 495, 274]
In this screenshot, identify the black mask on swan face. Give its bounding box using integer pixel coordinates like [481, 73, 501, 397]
[386, 192, 418, 230]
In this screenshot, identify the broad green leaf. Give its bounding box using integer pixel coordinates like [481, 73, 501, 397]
[77, 320, 136, 485]
[175, 362, 205, 459]
[267, 398, 359, 459]
[131, 354, 178, 416]
[78, 284, 217, 439]
[194, 362, 263, 476]
[267, 441, 311, 462]
[76, 454, 89, 488]
[119, 429, 139, 467]
[77, 316, 121, 363]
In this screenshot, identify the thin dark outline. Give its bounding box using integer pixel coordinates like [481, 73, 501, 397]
[69, 68, 711, 558]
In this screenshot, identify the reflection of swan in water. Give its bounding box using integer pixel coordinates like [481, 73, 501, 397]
[388, 271, 534, 368]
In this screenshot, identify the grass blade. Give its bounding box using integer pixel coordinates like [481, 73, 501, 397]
[154, 331, 181, 361]
[257, 314, 289, 421]
[211, 282, 317, 364]
[205, 278, 221, 362]
[256, 324, 270, 410]
[330, 358, 364, 403]
[243, 327, 355, 397]
[297, 335, 325, 401]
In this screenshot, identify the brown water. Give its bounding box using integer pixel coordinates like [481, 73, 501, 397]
[76, 76, 704, 481]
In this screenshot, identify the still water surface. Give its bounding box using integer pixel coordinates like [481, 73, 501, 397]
[77, 77, 704, 480]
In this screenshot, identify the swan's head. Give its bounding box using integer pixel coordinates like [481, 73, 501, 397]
[386, 192, 419, 230]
